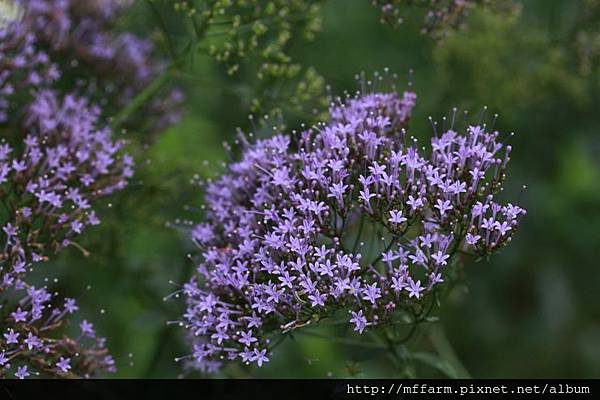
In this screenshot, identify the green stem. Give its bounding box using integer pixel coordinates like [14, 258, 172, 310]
[111, 72, 172, 130]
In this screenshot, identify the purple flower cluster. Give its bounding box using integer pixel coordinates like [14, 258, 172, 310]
[0, 130, 122, 377]
[373, 0, 515, 39]
[20, 0, 147, 91]
[0, 0, 159, 378]
[1, 90, 132, 284]
[13, 0, 182, 131]
[0, 19, 58, 122]
[181, 89, 525, 372]
[0, 283, 115, 379]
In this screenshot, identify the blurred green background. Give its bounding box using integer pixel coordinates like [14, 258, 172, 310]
[44, 0, 600, 378]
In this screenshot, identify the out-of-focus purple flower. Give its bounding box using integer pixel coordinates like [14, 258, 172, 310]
[0, 2, 142, 378]
[373, 0, 516, 40]
[15, 365, 29, 379]
[56, 357, 72, 374]
[0, 89, 132, 286]
[6, 0, 183, 132]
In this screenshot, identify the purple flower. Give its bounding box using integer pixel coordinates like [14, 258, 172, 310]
[278, 271, 296, 288]
[0, 4, 120, 379]
[79, 320, 96, 337]
[431, 251, 449, 266]
[308, 291, 327, 307]
[391, 275, 406, 292]
[362, 283, 382, 305]
[2, 223, 17, 237]
[24, 332, 42, 350]
[179, 88, 525, 373]
[429, 272, 444, 287]
[495, 221, 512, 236]
[7, 0, 182, 132]
[407, 195, 424, 211]
[15, 365, 30, 379]
[481, 217, 496, 230]
[56, 357, 71, 374]
[373, 1, 517, 41]
[350, 310, 368, 334]
[238, 330, 258, 347]
[435, 199, 452, 217]
[252, 349, 269, 367]
[466, 233, 481, 245]
[211, 329, 229, 345]
[64, 298, 79, 313]
[389, 210, 407, 225]
[4, 329, 19, 344]
[406, 278, 425, 299]
[11, 308, 27, 322]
